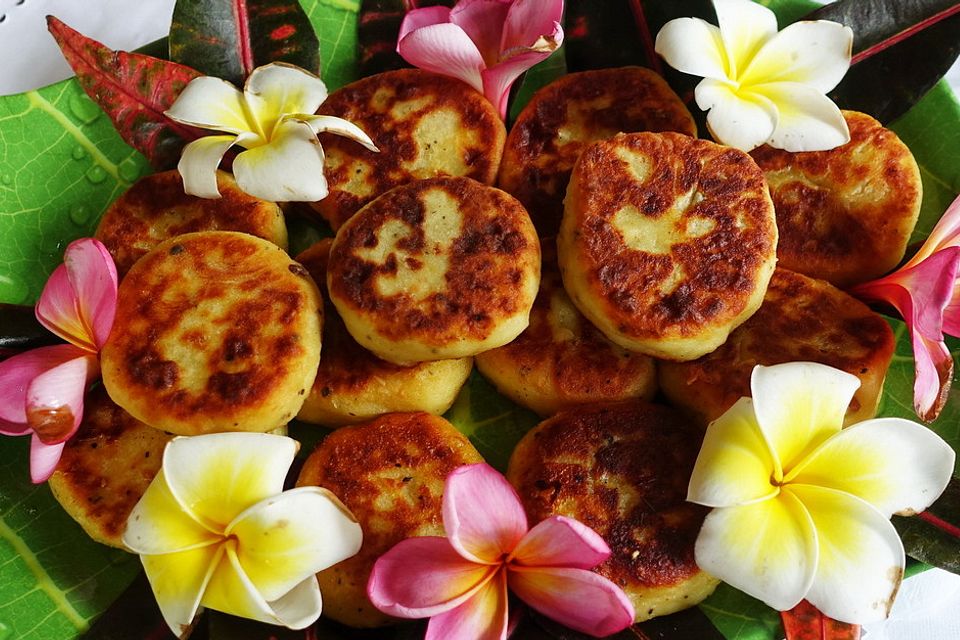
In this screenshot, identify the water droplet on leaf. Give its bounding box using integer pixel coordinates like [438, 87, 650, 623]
[69, 94, 100, 124]
[85, 166, 107, 184]
[72, 146, 87, 161]
[70, 204, 92, 226]
[0, 275, 29, 305]
[0, 175, 12, 186]
[118, 159, 141, 182]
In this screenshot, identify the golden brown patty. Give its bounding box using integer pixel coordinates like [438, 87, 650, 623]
[295, 240, 472, 426]
[750, 111, 921, 288]
[558, 132, 778, 361]
[498, 67, 696, 234]
[507, 402, 718, 622]
[48, 387, 171, 548]
[311, 69, 506, 229]
[328, 177, 540, 364]
[297, 412, 483, 627]
[476, 240, 656, 415]
[95, 170, 287, 277]
[101, 231, 322, 435]
[659, 268, 895, 427]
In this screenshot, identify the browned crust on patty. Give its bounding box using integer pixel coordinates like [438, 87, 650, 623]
[48, 387, 171, 548]
[311, 69, 506, 229]
[659, 268, 895, 426]
[498, 67, 696, 234]
[296, 412, 483, 626]
[750, 111, 921, 287]
[95, 170, 286, 277]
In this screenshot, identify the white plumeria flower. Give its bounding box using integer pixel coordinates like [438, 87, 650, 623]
[166, 62, 378, 202]
[688, 362, 954, 624]
[123, 433, 362, 637]
[655, 0, 853, 152]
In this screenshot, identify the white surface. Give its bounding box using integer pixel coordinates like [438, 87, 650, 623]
[862, 568, 960, 640]
[0, 0, 176, 96]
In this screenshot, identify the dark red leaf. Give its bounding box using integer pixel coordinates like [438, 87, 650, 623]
[781, 601, 861, 640]
[47, 17, 204, 170]
[357, 0, 454, 77]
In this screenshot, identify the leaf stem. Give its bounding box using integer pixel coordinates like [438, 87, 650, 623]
[851, 4, 960, 66]
[627, 0, 664, 75]
[918, 510, 960, 538]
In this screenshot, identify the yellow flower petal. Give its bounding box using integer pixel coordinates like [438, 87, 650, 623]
[713, 0, 778, 79]
[165, 76, 253, 134]
[695, 78, 778, 151]
[787, 418, 955, 517]
[177, 135, 241, 199]
[124, 470, 221, 553]
[695, 491, 816, 611]
[654, 18, 729, 80]
[688, 398, 779, 507]
[789, 484, 904, 624]
[233, 120, 329, 202]
[752, 81, 850, 152]
[740, 20, 852, 93]
[228, 487, 362, 602]
[750, 363, 860, 477]
[141, 543, 224, 638]
[163, 433, 298, 532]
[244, 63, 328, 135]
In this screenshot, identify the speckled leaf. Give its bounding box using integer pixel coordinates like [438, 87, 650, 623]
[47, 17, 203, 170]
[170, 0, 321, 87]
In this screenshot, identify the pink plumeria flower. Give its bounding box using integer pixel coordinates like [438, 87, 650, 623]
[0, 238, 117, 482]
[367, 463, 634, 639]
[397, 0, 564, 119]
[849, 194, 960, 422]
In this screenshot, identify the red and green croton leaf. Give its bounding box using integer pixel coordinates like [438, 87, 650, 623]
[169, 0, 321, 87]
[46, 17, 204, 170]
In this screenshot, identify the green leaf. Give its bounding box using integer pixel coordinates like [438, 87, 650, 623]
[893, 477, 960, 574]
[507, 46, 568, 124]
[303, 0, 361, 90]
[698, 584, 784, 640]
[170, 0, 321, 86]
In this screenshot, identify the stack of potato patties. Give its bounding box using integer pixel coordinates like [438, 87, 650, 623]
[49, 66, 921, 628]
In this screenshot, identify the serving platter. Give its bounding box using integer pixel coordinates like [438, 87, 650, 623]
[0, 0, 958, 638]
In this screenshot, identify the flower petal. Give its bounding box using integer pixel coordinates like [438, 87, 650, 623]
[450, 0, 511, 65]
[35, 266, 91, 352]
[910, 194, 960, 265]
[752, 81, 850, 152]
[695, 492, 817, 611]
[695, 78, 778, 151]
[228, 486, 362, 602]
[178, 134, 242, 199]
[481, 24, 561, 118]
[425, 569, 508, 640]
[25, 353, 96, 444]
[296, 114, 379, 152]
[688, 398, 779, 508]
[750, 362, 860, 477]
[790, 484, 904, 624]
[509, 516, 609, 569]
[655, 18, 729, 80]
[165, 76, 252, 134]
[244, 63, 328, 131]
[0, 344, 85, 427]
[787, 417, 954, 517]
[397, 22, 486, 94]
[264, 575, 325, 630]
[741, 20, 852, 93]
[713, 0, 778, 79]
[141, 542, 223, 638]
[508, 565, 635, 636]
[501, 0, 564, 54]
[233, 120, 328, 202]
[162, 433, 298, 533]
[398, 5, 453, 41]
[443, 463, 528, 564]
[368, 536, 497, 618]
[29, 435, 66, 484]
[124, 469, 222, 554]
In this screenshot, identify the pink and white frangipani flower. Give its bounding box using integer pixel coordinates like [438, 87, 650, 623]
[367, 463, 634, 639]
[0, 238, 117, 483]
[397, 0, 564, 119]
[849, 193, 960, 422]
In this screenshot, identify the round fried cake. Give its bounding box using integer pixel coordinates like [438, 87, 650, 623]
[101, 231, 322, 435]
[296, 412, 483, 627]
[310, 69, 506, 230]
[751, 111, 921, 288]
[295, 240, 472, 426]
[498, 66, 696, 235]
[328, 177, 540, 365]
[660, 268, 895, 427]
[476, 240, 656, 415]
[559, 132, 778, 361]
[95, 170, 287, 277]
[48, 387, 171, 548]
[507, 402, 719, 622]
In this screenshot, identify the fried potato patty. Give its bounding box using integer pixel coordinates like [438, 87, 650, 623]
[559, 132, 778, 361]
[48, 387, 171, 548]
[507, 402, 718, 622]
[751, 111, 921, 288]
[101, 231, 322, 435]
[310, 69, 506, 229]
[297, 412, 483, 627]
[659, 268, 895, 427]
[295, 240, 472, 426]
[328, 177, 540, 364]
[95, 170, 287, 277]
[476, 240, 656, 415]
[498, 67, 696, 234]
